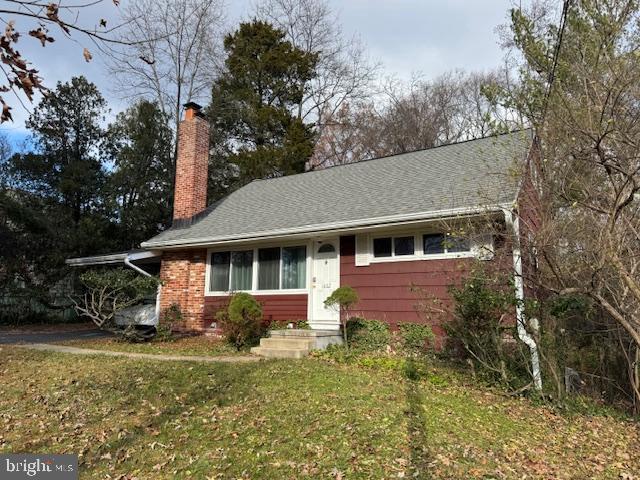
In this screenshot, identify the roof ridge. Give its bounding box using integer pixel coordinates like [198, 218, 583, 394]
[249, 128, 532, 185]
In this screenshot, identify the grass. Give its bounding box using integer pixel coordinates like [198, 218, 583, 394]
[56, 335, 245, 357]
[0, 346, 638, 479]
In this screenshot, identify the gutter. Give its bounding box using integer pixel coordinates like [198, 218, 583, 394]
[142, 204, 511, 250]
[503, 207, 542, 391]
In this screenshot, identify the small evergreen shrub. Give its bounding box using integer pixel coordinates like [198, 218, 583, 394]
[397, 323, 434, 356]
[324, 286, 359, 345]
[217, 292, 264, 350]
[346, 317, 390, 352]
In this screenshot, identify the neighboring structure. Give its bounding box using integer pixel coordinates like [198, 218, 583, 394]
[138, 103, 535, 336]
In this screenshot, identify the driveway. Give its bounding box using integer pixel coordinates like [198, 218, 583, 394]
[0, 327, 111, 345]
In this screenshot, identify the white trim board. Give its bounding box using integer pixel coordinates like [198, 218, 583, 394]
[142, 205, 509, 250]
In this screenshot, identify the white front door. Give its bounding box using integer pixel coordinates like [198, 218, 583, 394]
[310, 240, 340, 329]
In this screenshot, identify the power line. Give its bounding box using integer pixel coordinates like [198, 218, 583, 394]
[540, 0, 572, 125]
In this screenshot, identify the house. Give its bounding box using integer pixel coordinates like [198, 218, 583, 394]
[134, 103, 536, 340]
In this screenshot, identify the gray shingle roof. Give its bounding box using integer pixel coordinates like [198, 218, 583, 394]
[142, 130, 532, 248]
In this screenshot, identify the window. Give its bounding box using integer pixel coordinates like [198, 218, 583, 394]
[282, 246, 306, 289]
[210, 252, 230, 291]
[423, 233, 470, 255]
[394, 236, 415, 256]
[423, 233, 445, 254]
[230, 250, 253, 290]
[317, 243, 335, 254]
[209, 245, 306, 292]
[373, 236, 415, 258]
[373, 237, 392, 257]
[210, 250, 253, 291]
[446, 234, 470, 253]
[258, 247, 280, 290]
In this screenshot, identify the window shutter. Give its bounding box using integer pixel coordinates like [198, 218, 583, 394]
[471, 233, 494, 261]
[355, 234, 370, 266]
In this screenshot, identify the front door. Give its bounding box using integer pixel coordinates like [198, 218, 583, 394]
[311, 240, 340, 329]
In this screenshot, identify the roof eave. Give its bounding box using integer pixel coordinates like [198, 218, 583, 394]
[142, 204, 510, 250]
[66, 250, 161, 267]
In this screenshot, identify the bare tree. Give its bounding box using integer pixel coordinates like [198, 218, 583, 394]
[109, 0, 225, 133]
[310, 70, 519, 168]
[254, 0, 379, 131]
[504, 0, 640, 408]
[0, 0, 128, 122]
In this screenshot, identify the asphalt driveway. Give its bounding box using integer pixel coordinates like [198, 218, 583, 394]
[0, 327, 111, 345]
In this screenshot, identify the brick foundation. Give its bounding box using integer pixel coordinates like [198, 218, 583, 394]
[159, 249, 208, 332]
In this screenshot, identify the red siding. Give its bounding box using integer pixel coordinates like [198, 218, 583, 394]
[340, 235, 474, 332]
[204, 294, 307, 325]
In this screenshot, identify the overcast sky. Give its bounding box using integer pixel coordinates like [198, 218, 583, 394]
[1, 0, 516, 147]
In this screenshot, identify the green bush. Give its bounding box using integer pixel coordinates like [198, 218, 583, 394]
[217, 293, 264, 350]
[324, 286, 359, 345]
[346, 317, 390, 352]
[444, 268, 528, 389]
[397, 323, 434, 356]
[310, 343, 357, 363]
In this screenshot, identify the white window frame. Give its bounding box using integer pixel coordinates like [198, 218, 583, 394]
[369, 230, 480, 264]
[370, 234, 419, 261]
[205, 242, 310, 296]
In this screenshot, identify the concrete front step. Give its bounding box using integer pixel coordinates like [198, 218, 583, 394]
[250, 346, 308, 359]
[250, 329, 343, 359]
[259, 337, 316, 349]
[269, 328, 339, 338]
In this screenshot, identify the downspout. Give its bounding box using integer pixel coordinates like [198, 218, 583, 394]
[502, 208, 543, 391]
[124, 255, 161, 325]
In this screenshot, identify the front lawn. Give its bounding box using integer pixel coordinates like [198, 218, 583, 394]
[0, 347, 638, 479]
[56, 335, 243, 357]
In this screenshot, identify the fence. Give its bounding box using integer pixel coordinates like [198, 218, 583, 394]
[0, 293, 78, 325]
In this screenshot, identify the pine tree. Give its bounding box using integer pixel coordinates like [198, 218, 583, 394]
[105, 100, 174, 249]
[208, 20, 318, 200]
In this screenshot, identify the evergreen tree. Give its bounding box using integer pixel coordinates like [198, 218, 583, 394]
[1, 77, 112, 294]
[208, 20, 318, 199]
[105, 100, 174, 249]
[15, 76, 109, 226]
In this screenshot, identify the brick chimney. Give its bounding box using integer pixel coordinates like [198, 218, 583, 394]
[173, 102, 209, 221]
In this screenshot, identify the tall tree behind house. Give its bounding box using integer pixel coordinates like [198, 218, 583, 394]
[105, 100, 174, 250]
[208, 21, 319, 201]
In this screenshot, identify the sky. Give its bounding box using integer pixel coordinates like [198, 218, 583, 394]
[0, 0, 516, 148]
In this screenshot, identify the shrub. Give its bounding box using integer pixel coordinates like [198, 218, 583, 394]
[444, 268, 529, 389]
[346, 317, 390, 352]
[72, 268, 158, 336]
[397, 323, 434, 356]
[155, 303, 182, 341]
[323, 286, 359, 345]
[217, 292, 264, 350]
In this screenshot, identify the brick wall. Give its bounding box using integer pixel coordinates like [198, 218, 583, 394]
[173, 111, 209, 221]
[159, 104, 210, 332]
[159, 249, 208, 332]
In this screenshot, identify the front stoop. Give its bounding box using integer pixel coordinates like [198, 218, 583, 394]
[250, 329, 343, 359]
